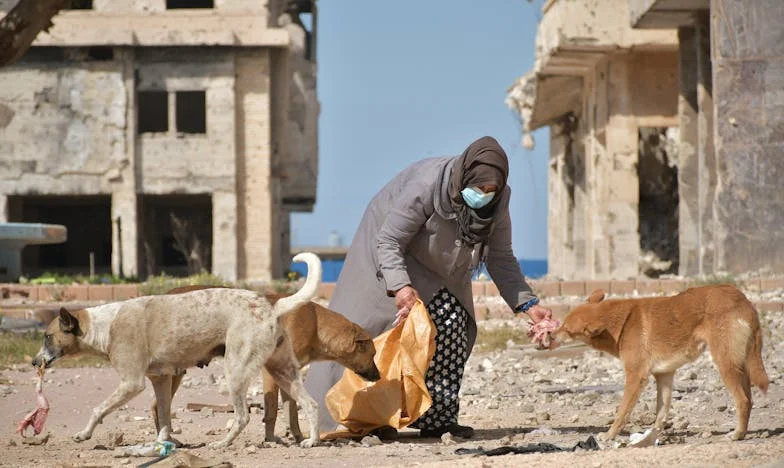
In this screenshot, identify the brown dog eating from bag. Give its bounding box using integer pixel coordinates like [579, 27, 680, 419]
[552, 284, 769, 441]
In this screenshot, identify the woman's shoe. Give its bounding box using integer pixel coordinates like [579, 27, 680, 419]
[369, 426, 399, 441]
[419, 423, 474, 439]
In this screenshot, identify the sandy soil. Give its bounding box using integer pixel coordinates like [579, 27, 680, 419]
[1, 310, 782, 468]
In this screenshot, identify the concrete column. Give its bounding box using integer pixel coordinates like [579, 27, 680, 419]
[0, 194, 7, 223]
[695, 10, 715, 274]
[604, 54, 640, 279]
[212, 191, 238, 281]
[111, 48, 138, 278]
[677, 25, 700, 276]
[235, 48, 278, 282]
[548, 120, 568, 278]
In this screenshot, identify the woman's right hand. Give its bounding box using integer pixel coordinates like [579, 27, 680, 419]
[392, 285, 420, 326]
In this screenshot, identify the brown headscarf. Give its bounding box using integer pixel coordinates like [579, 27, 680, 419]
[449, 136, 510, 245]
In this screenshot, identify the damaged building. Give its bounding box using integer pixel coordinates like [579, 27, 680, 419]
[507, 0, 784, 279]
[0, 0, 319, 282]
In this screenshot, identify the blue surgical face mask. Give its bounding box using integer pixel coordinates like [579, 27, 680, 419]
[461, 187, 496, 209]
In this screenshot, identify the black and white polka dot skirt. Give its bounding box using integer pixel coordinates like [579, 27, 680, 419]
[410, 287, 469, 431]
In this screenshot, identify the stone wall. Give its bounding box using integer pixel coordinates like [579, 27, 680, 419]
[547, 50, 678, 280]
[711, 0, 784, 274]
[0, 56, 128, 195]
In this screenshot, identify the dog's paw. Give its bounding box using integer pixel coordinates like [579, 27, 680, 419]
[72, 431, 91, 442]
[596, 431, 615, 442]
[727, 430, 746, 441]
[299, 438, 318, 448]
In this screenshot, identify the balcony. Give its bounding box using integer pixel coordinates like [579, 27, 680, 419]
[28, 10, 289, 47]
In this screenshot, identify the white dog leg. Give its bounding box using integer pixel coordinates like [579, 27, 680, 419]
[149, 375, 174, 442]
[74, 378, 145, 442]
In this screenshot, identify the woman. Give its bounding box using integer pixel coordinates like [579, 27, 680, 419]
[305, 136, 552, 438]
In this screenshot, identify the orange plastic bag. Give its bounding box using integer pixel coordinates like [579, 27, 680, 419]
[322, 300, 435, 438]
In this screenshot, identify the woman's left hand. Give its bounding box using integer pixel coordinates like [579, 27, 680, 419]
[525, 304, 552, 324]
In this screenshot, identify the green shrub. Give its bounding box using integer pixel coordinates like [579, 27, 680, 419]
[139, 270, 232, 296]
[691, 274, 738, 287]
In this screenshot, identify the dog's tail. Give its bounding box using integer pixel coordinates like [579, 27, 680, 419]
[747, 323, 769, 395]
[273, 252, 322, 319]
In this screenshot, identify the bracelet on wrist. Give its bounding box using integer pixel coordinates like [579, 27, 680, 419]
[514, 297, 540, 314]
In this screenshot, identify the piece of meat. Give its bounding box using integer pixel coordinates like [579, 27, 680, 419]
[527, 317, 562, 350]
[16, 366, 49, 437]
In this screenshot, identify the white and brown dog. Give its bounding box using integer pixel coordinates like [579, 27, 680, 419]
[32, 252, 323, 449]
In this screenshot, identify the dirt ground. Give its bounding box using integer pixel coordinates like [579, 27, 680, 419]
[1, 310, 783, 468]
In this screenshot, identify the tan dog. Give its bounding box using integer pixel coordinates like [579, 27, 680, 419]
[552, 284, 769, 441]
[159, 285, 380, 443]
[32, 253, 323, 449]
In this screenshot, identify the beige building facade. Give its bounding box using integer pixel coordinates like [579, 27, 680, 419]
[0, 0, 319, 282]
[508, 0, 784, 280]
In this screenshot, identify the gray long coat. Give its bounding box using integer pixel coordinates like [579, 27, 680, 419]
[305, 156, 537, 431]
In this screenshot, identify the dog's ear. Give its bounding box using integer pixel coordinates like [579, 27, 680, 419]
[59, 307, 81, 335]
[354, 338, 370, 353]
[352, 328, 373, 353]
[587, 289, 606, 303]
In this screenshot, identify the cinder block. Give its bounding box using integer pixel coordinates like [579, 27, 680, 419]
[659, 279, 686, 294]
[317, 283, 336, 300]
[585, 280, 611, 296]
[39, 286, 64, 302]
[635, 279, 660, 295]
[531, 280, 560, 298]
[560, 281, 586, 297]
[485, 282, 501, 297]
[474, 304, 489, 321]
[754, 300, 784, 312]
[0, 284, 39, 301]
[609, 280, 635, 295]
[760, 278, 784, 291]
[63, 286, 89, 301]
[739, 278, 761, 292]
[88, 285, 114, 301]
[471, 281, 487, 297]
[113, 284, 139, 300]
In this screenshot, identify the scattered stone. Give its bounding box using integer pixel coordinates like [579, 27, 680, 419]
[479, 358, 494, 372]
[0, 385, 14, 396]
[200, 407, 215, 418]
[486, 400, 499, 410]
[245, 445, 257, 454]
[536, 412, 550, 422]
[700, 431, 712, 439]
[21, 432, 50, 445]
[361, 435, 382, 447]
[117, 414, 131, 422]
[440, 433, 455, 445]
[717, 404, 727, 412]
[520, 404, 535, 413]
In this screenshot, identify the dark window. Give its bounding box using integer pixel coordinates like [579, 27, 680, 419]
[87, 47, 113, 61]
[17, 47, 66, 63]
[176, 91, 206, 134]
[137, 91, 168, 133]
[68, 0, 93, 9]
[166, 0, 214, 8]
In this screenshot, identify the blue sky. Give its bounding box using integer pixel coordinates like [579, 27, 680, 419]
[291, 0, 550, 261]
